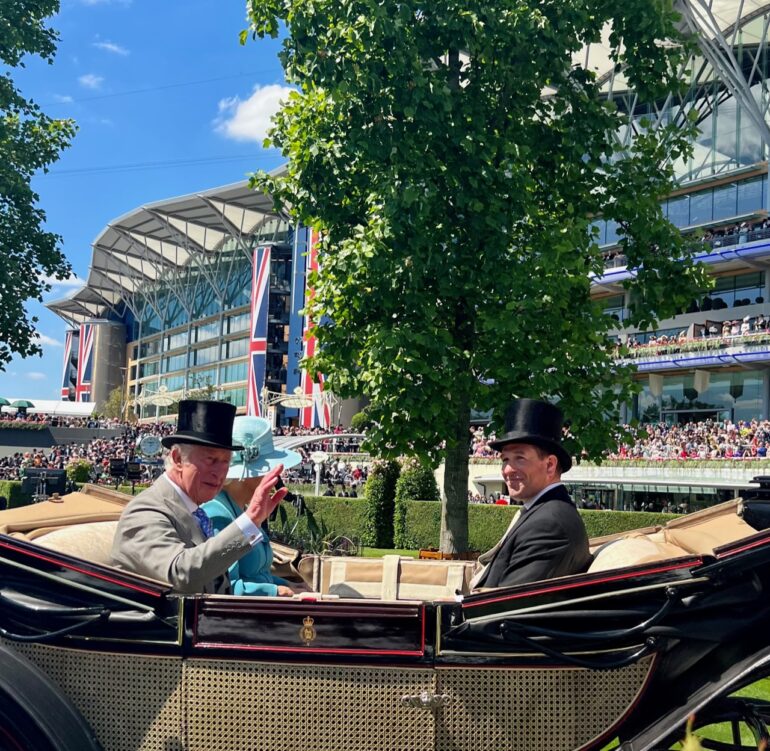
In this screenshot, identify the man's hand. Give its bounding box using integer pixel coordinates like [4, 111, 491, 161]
[244, 463, 288, 526]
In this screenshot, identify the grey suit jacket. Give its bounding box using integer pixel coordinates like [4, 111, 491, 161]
[111, 474, 252, 594]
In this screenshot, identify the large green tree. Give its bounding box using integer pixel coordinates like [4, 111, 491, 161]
[245, 0, 710, 551]
[0, 0, 75, 369]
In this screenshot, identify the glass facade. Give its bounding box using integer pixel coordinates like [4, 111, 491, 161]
[635, 370, 764, 424]
[132, 242, 295, 420]
[592, 175, 767, 246]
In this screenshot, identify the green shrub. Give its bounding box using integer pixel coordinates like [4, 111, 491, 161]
[0, 421, 46, 431]
[394, 457, 440, 548]
[0, 480, 31, 509]
[362, 460, 400, 547]
[580, 509, 679, 538]
[272, 495, 369, 547]
[398, 501, 682, 551]
[66, 459, 94, 484]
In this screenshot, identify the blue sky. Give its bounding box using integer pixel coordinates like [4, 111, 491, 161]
[0, 0, 290, 401]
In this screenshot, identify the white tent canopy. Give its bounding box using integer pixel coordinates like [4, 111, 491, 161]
[0, 400, 96, 417]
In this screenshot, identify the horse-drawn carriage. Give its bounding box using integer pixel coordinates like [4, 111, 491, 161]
[2, 483, 770, 750]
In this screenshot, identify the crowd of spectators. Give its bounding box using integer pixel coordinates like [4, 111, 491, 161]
[603, 217, 770, 269]
[610, 418, 770, 461]
[0, 410, 124, 428]
[0, 422, 174, 482]
[0, 414, 365, 489]
[624, 313, 769, 355]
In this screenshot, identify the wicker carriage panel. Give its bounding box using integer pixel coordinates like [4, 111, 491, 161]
[435, 656, 654, 751]
[4, 640, 183, 751]
[184, 660, 437, 751]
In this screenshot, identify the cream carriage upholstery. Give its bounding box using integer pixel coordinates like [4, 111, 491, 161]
[33, 521, 118, 564]
[588, 498, 756, 572]
[299, 554, 475, 600]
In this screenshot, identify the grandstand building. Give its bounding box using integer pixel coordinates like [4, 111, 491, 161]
[589, 0, 770, 426]
[47, 180, 352, 426]
[47, 1, 770, 431]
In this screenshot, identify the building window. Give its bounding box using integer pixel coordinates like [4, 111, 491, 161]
[221, 361, 248, 384]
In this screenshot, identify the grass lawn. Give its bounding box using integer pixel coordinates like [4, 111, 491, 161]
[361, 547, 419, 558]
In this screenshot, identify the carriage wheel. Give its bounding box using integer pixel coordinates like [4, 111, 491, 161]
[0, 646, 102, 751]
[656, 698, 770, 750]
[0, 689, 60, 751]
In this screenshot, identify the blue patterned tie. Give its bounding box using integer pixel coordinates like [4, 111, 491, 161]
[193, 507, 215, 539]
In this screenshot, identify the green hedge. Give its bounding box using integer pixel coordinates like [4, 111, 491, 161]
[283, 497, 681, 551]
[0, 422, 46, 431]
[403, 502, 681, 550]
[271, 495, 371, 547]
[0, 481, 30, 509]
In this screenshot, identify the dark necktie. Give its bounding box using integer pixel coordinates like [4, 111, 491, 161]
[193, 507, 215, 539]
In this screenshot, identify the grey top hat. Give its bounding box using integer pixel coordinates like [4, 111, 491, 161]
[488, 398, 572, 472]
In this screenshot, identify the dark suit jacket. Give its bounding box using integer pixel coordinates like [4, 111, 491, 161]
[479, 484, 591, 588]
[111, 475, 253, 595]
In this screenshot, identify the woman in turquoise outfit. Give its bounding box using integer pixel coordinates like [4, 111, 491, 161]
[202, 416, 302, 597]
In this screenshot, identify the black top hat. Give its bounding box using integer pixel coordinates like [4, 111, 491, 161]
[488, 398, 572, 472]
[161, 400, 244, 451]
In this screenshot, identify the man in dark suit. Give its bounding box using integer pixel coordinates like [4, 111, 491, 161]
[111, 400, 287, 594]
[470, 399, 591, 589]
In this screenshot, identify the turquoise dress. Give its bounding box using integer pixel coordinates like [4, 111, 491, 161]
[201, 491, 290, 597]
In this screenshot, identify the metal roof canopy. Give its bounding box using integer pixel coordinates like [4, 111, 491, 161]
[46, 3, 770, 327]
[47, 173, 288, 326]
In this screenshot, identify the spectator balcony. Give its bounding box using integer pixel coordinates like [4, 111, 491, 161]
[617, 328, 770, 372]
[599, 213, 770, 275]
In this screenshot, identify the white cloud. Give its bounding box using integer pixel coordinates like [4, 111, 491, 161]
[78, 73, 104, 90]
[54, 94, 74, 103]
[33, 334, 63, 349]
[40, 272, 86, 290]
[27, 372, 47, 380]
[93, 40, 129, 56]
[214, 84, 294, 144]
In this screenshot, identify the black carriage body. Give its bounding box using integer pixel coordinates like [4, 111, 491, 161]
[3, 495, 770, 749]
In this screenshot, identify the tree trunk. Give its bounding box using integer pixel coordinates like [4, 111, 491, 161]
[440, 390, 470, 553]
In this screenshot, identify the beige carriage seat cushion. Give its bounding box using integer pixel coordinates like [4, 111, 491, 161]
[663, 511, 755, 555]
[324, 555, 473, 600]
[588, 533, 690, 573]
[34, 521, 119, 565]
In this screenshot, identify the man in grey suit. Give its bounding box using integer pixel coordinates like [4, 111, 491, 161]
[111, 400, 287, 594]
[471, 399, 591, 590]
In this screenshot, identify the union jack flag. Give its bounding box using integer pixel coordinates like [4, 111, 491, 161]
[61, 330, 74, 400]
[75, 323, 94, 403]
[246, 246, 272, 416]
[300, 230, 331, 429]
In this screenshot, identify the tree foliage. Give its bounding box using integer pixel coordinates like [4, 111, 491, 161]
[245, 0, 710, 550]
[98, 386, 125, 420]
[0, 0, 76, 369]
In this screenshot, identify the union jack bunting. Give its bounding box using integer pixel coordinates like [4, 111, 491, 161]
[75, 323, 94, 403]
[300, 230, 331, 429]
[61, 330, 74, 400]
[246, 246, 272, 416]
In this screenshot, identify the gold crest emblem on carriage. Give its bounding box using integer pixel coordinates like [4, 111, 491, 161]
[299, 615, 317, 645]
